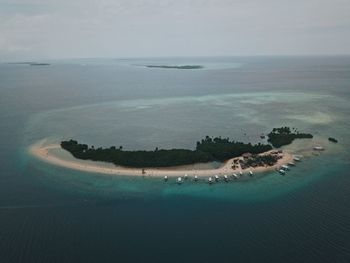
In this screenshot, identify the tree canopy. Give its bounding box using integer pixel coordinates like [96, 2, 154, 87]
[61, 136, 272, 168]
[61, 127, 312, 168]
[267, 126, 313, 147]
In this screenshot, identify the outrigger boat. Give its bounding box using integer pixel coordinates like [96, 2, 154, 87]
[313, 146, 325, 151]
[278, 169, 286, 175]
[281, 165, 290, 170]
[177, 177, 183, 184]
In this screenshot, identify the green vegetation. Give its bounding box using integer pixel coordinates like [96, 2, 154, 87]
[146, 65, 203, 69]
[61, 127, 313, 167]
[196, 136, 272, 161]
[61, 136, 272, 168]
[268, 127, 313, 148]
[61, 140, 211, 168]
[328, 137, 338, 143]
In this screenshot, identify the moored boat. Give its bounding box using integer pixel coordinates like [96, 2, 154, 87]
[313, 146, 325, 151]
[208, 177, 213, 184]
[278, 169, 286, 175]
[281, 165, 289, 170]
[177, 177, 183, 184]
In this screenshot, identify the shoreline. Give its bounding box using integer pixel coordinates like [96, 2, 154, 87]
[29, 141, 294, 178]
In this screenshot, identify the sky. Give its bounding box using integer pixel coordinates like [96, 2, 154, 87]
[1, 0, 350, 61]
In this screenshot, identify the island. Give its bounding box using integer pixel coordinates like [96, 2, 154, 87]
[328, 137, 338, 143]
[7, 62, 50, 66]
[267, 127, 313, 147]
[29, 62, 50, 66]
[30, 127, 313, 178]
[145, 65, 203, 69]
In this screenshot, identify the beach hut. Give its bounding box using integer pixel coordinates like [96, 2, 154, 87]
[242, 153, 252, 159]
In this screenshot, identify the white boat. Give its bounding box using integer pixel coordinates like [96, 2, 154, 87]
[313, 146, 325, 151]
[164, 176, 168, 181]
[249, 171, 253, 176]
[281, 165, 289, 170]
[177, 177, 183, 184]
[215, 175, 219, 181]
[233, 173, 238, 179]
[239, 171, 243, 176]
[224, 175, 228, 181]
[288, 162, 295, 166]
[293, 157, 301, 162]
[194, 175, 198, 181]
[208, 177, 213, 184]
[278, 169, 286, 175]
[184, 174, 188, 179]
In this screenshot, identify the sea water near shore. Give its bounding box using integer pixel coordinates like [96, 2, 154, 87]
[1, 56, 350, 262]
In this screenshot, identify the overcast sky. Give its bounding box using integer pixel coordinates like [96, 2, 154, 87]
[1, 0, 350, 60]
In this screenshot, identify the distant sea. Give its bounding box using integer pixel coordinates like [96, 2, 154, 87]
[1, 56, 350, 262]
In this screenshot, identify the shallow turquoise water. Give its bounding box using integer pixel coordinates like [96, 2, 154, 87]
[23, 89, 349, 202]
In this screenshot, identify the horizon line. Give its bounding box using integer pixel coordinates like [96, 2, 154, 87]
[3, 53, 350, 63]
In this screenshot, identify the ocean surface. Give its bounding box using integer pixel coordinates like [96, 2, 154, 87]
[0, 56, 350, 262]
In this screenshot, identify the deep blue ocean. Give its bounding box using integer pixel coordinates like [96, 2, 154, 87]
[0, 56, 350, 262]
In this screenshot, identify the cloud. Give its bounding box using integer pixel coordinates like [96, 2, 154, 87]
[0, 0, 350, 60]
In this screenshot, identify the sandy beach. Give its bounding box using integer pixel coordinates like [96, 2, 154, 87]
[29, 140, 294, 178]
